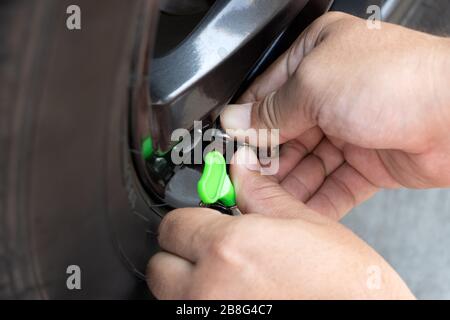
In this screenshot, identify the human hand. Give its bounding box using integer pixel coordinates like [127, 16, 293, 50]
[221, 12, 450, 220]
[147, 148, 414, 300]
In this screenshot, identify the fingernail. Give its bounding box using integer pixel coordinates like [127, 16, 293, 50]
[220, 103, 252, 130]
[233, 146, 260, 172]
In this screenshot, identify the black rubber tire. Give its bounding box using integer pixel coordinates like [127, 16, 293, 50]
[0, 0, 160, 299]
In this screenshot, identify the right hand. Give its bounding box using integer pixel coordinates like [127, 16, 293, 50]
[221, 12, 450, 220]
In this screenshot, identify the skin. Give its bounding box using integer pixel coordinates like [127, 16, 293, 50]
[147, 13, 450, 299]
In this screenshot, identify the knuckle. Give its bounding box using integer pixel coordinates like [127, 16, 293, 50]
[317, 11, 352, 25]
[240, 174, 285, 207]
[257, 91, 280, 129]
[209, 235, 237, 262]
[323, 11, 348, 20]
[314, 191, 342, 221]
[207, 221, 244, 265]
[245, 82, 262, 102]
[310, 12, 358, 44]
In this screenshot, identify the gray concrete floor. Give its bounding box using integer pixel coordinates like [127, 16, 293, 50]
[343, 190, 450, 299]
[342, 0, 450, 300]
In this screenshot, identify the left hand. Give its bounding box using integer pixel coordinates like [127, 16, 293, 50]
[147, 147, 413, 300]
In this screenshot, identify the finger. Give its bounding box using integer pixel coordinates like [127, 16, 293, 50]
[275, 127, 324, 181]
[158, 208, 232, 262]
[221, 77, 315, 147]
[237, 28, 310, 104]
[281, 138, 345, 202]
[220, 30, 313, 145]
[343, 144, 401, 189]
[306, 163, 379, 221]
[147, 252, 193, 300]
[230, 146, 309, 218]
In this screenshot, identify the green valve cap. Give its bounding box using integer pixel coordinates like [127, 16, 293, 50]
[141, 136, 154, 160]
[198, 151, 236, 207]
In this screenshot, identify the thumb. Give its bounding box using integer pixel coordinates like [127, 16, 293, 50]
[221, 75, 316, 147]
[230, 146, 308, 218]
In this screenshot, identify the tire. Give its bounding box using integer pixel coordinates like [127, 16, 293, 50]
[0, 0, 159, 299]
